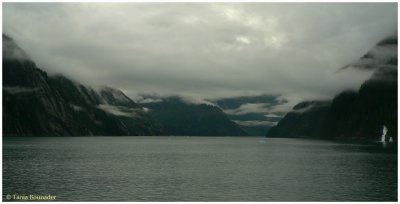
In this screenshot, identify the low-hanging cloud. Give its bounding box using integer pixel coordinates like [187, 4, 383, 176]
[3, 86, 38, 94]
[97, 104, 139, 117]
[225, 103, 271, 115]
[3, 3, 397, 105]
[233, 120, 278, 127]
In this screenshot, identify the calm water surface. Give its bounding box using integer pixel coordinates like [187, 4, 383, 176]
[3, 137, 397, 201]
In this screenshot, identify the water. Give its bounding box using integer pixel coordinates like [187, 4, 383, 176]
[3, 137, 397, 201]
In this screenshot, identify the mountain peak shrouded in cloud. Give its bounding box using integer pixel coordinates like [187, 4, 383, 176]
[268, 34, 397, 140]
[3, 34, 30, 61]
[138, 95, 247, 136]
[3, 34, 164, 136]
[3, 3, 397, 106]
[340, 36, 397, 72]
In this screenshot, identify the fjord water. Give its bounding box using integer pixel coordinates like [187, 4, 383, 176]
[3, 137, 397, 201]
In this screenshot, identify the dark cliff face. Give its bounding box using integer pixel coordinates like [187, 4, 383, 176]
[323, 65, 397, 141]
[267, 101, 331, 138]
[140, 96, 247, 136]
[267, 37, 397, 141]
[3, 34, 163, 136]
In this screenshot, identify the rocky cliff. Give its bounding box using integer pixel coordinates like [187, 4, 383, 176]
[3, 34, 162, 136]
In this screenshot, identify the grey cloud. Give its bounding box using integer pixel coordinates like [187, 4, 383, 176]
[225, 103, 271, 115]
[3, 35, 29, 61]
[3, 86, 38, 94]
[97, 104, 139, 117]
[233, 120, 277, 127]
[341, 38, 397, 71]
[136, 98, 163, 104]
[3, 3, 397, 106]
[264, 113, 281, 118]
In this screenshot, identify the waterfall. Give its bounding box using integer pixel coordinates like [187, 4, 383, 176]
[381, 125, 388, 142]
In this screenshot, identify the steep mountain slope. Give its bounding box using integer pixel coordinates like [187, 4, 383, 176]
[3, 34, 162, 136]
[139, 96, 247, 136]
[267, 37, 397, 141]
[267, 101, 331, 138]
[322, 65, 397, 141]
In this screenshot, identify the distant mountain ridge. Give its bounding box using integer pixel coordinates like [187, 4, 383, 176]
[138, 96, 247, 136]
[5, 33, 396, 139]
[210, 95, 287, 136]
[268, 37, 397, 142]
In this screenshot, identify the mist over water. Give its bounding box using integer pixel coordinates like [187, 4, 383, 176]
[3, 137, 397, 201]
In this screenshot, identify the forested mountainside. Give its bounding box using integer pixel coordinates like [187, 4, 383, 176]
[139, 96, 247, 136]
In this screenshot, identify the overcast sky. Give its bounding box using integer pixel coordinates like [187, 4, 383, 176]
[3, 3, 397, 104]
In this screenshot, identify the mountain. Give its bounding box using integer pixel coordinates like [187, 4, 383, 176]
[340, 37, 397, 71]
[322, 64, 397, 141]
[267, 101, 331, 138]
[267, 37, 397, 142]
[139, 96, 247, 136]
[210, 95, 287, 136]
[3, 34, 163, 136]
